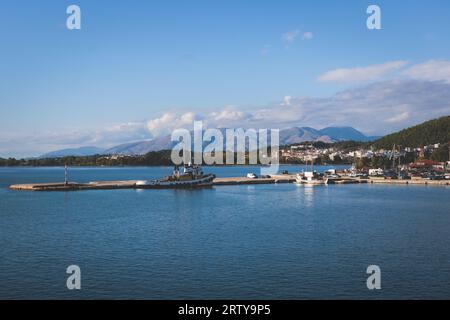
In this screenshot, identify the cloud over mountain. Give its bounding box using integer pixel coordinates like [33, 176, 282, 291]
[147, 112, 202, 137]
[140, 78, 450, 136]
[2, 60, 450, 158]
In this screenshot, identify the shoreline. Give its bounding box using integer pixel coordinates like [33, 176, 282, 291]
[0, 163, 351, 168]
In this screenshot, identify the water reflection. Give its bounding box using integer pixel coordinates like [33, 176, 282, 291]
[302, 185, 315, 207]
[295, 184, 328, 207]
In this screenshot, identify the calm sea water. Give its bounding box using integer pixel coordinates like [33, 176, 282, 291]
[0, 166, 449, 300]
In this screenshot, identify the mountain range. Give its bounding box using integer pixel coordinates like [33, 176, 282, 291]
[39, 126, 378, 158]
[39, 146, 106, 159]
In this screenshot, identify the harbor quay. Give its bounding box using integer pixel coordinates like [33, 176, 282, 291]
[9, 175, 449, 191]
[9, 176, 296, 191]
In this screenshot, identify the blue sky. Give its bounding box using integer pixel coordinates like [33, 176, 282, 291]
[1, 0, 450, 157]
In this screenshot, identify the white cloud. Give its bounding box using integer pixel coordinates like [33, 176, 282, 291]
[281, 96, 292, 106]
[385, 111, 411, 123]
[281, 30, 314, 47]
[195, 79, 449, 134]
[211, 107, 247, 122]
[36, 122, 150, 147]
[318, 60, 408, 83]
[3, 60, 450, 158]
[404, 60, 450, 83]
[147, 112, 202, 136]
[93, 122, 149, 141]
[0, 122, 151, 158]
[282, 29, 300, 47]
[302, 32, 314, 40]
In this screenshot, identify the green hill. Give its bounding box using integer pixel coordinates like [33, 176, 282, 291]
[372, 116, 450, 149]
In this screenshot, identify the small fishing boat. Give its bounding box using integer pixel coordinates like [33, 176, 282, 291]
[295, 161, 328, 185]
[295, 171, 328, 185]
[135, 163, 215, 189]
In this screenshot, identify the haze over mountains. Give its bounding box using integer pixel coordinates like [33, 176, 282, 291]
[39, 147, 106, 159]
[39, 126, 378, 158]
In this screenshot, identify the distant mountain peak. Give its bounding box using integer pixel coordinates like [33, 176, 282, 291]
[318, 127, 374, 142]
[101, 126, 373, 155]
[39, 126, 374, 158]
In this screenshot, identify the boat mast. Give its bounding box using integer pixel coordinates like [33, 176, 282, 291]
[64, 164, 68, 186]
[392, 144, 396, 172]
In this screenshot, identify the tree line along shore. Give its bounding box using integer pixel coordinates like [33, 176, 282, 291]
[0, 142, 448, 168]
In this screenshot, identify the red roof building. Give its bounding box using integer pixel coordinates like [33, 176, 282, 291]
[409, 159, 441, 168]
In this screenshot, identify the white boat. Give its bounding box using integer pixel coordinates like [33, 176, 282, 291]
[295, 172, 328, 185]
[135, 164, 215, 189]
[295, 161, 328, 185]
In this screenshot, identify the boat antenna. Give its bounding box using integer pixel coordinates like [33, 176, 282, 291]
[64, 164, 68, 186]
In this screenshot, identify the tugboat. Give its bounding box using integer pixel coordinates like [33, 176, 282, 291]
[135, 163, 216, 189]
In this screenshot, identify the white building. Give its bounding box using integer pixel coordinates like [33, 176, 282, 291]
[369, 168, 384, 176]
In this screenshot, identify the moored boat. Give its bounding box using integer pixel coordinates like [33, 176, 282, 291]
[135, 163, 216, 189]
[295, 161, 328, 185]
[295, 171, 328, 185]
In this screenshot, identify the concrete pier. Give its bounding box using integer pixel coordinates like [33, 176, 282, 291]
[8, 175, 449, 191]
[9, 176, 296, 191]
[214, 175, 295, 186]
[9, 181, 140, 191]
[368, 177, 450, 186]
